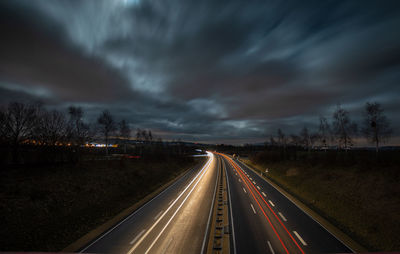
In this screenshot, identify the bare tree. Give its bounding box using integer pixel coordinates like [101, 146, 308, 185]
[310, 133, 319, 149]
[332, 104, 357, 150]
[300, 126, 311, 151]
[67, 106, 91, 146]
[136, 128, 142, 142]
[142, 129, 149, 142]
[119, 119, 131, 153]
[97, 110, 116, 156]
[318, 116, 331, 150]
[3, 102, 40, 163]
[277, 129, 286, 147]
[362, 102, 392, 153]
[269, 136, 277, 146]
[277, 128, 288, 154]
[35, 109, 68, 146]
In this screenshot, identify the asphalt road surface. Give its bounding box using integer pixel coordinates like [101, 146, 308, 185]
[82, 152, 218, 254]
[218, 153, 353, 254]
[81, 152, 354, 254]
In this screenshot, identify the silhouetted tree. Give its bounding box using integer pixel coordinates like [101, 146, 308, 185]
[67, 106, 91, 146]
[142, 129, 148, 142]
[318, 116, 331, 150]
[35, 109, 67, 146]
[136, 128, 142, 141]
[119, 119, 131, 153]
[3, 102, 40, 163]
[362, 102, 392, 153]
[277, 129, 287, 148]
[300, 126, 311, 151]
[310, 132, 319, 149]
[332, 105, 357, 150]
[269, 136, 277, 146]
[97, 110, 116, 156]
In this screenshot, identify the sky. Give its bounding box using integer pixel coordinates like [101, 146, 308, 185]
[1, 0, 399, 144]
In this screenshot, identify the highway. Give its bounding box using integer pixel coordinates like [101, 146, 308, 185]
[81, 152, 219, 254]
[81, 151, 354, 254]
[218, 153, 353, 254]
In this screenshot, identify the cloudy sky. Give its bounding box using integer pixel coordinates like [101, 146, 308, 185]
[1, 0, 399, 144]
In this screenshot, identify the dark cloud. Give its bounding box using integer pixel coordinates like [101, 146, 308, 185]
[0, 1, 133, 103]
[1, 0, 400, 144]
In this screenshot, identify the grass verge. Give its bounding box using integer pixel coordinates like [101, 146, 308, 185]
[0, 157, 200, 251]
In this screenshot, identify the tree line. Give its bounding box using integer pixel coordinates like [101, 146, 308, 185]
[269, 102, 392, 153]
[0, 101, 176, 165]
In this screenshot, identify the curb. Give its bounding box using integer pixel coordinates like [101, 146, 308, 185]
[238, 159, 368, 253]
[62, 161, 202, 252]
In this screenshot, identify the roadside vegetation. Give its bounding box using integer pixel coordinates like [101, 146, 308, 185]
[0, 100, 203, 251]
[0, 156, 200, 251]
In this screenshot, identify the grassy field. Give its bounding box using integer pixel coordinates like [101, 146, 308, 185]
[245, 154, 400, 251]
[0, 157, 199, 251]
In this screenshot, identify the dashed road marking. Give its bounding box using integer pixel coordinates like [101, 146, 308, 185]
[268, 200, 275, 207]
[154, 210, 163, 220]
[257, 186, 261, 190]
[262, 192, 266, 197]
[130, 229, 146, 245]
[250, 203, 257, 214]
[278, 212, 287, 222]
[267, 241, 275, 254]
[293, 231, 307, 246]
[243, 187, 247, 193]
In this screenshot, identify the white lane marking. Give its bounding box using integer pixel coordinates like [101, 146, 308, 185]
[127, 154, 213, 254]
[250, 204, 257, 214]
[250, 177, 253, 180]
[154, 210, 163, 220]
[143, 160, 213, 254]
[262, 192, 267, 197]
[242, 187, 247, 193]
[168, 200, 173, 205]
[267, 241, 275, 254]
[130, 230, 146, 245]
[253, 181, 256, 184]
[293, 231, 308, 246]
[257, 186, 261, 190]
[239, 178, 241, 182]
[278, 212, 287, 222]
[268, 200, 275, 207]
